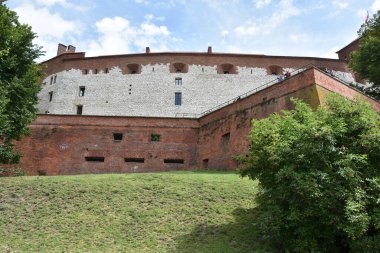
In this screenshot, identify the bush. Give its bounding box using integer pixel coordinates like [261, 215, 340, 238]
[238, 94, 380, 252]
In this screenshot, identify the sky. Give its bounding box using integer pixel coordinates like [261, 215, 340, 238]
[6, 0, 380, 62]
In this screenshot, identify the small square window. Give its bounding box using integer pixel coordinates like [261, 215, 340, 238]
[151, 134, 160, 142]
[175, 92, 182, 106]
[79, 87, 85, 97]
[175, 78, 182, 85]
[113, 133, 123, 141]
[77, 105, 83, 115]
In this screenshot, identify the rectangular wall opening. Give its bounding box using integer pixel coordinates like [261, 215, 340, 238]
[164, 159, 184, 164]
[151, 134, 160, 142]
[113, 133, 123, 141]
[85, 157, 104, 162]
[77, 105, 83, 115]
[125, 158, 145, 163]
[203, 159, 209, 168]
[79, 86, 85, 97]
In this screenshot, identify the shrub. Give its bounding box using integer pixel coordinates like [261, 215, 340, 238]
[238, 94, 380, 252]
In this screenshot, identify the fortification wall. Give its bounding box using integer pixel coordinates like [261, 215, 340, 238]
[15, 116, 199, 175]
[38, 51, 356, 117]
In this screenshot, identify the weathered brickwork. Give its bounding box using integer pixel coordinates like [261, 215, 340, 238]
[13, 67, 380, 175]
[5, 43, 379, 175]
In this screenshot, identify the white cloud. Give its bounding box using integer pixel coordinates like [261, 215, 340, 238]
[221, 30, 229, 37]
[235, 0, 300, 37]
[332, 0, 348, 10]
[13, 3, 82, 60]
[254, 0, 271, 9]
[372, 0, 380, 11]
[87, 16, 171, 56]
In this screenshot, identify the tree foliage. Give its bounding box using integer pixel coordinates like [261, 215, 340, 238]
[349, 10, 380, 100]
[0, 1, 43, 163]
[238, 94, 380, 252]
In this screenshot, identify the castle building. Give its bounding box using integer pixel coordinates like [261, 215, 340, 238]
[11, 42, 380, 175]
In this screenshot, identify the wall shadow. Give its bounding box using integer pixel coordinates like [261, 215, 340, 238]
[171, 207, 278, 253]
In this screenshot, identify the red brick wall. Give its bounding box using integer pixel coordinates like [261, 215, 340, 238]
[40, 51, 349, 77]
[9, 67, 380, 175]
[15, 116, 199, 175]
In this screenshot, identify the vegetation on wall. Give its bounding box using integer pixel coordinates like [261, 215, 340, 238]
[349, 10, 380, 100]
[238, 94, 380, 252]
[0, 1, 43, 164]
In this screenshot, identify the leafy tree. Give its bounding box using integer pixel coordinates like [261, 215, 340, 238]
[0, 1, 43, 164]
[349, 10, 380, 100]
[238, 94, 380, 252]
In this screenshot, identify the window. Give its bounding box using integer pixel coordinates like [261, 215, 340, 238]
[151, 134, 160, 142]
[79, 87, 85, 97]
[50, 76, 53, 85]
[164, 159, 184, 164]
[175, 92, 182, 106]
[222, 132, 230, 141]
[84, 69, 88, 75]
[113, 133, 123, 141]
[175, 78, 182, 85]
[49, 91, 53, 102]
[203, 159, 209, 168]
[105, 68, 109, 74]
[53, 75, 57, 83]
[125, 158, 145, 163]
[94, 69, 98, 74]
[77, 105, 83, 115]
[85, 157, 104, 162]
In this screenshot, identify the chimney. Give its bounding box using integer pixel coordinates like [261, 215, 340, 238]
[57, 43, 67, 56]
[146, 47, 151, 54]
[67, 45, 76, 53]
[207, 46, 212, 54]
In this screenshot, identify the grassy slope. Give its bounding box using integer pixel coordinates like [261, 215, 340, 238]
[0, 171, 270, 253]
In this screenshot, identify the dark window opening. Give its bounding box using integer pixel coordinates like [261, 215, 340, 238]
[203, 159, 209, 168]
[77, 105, 83, 115]
[85, 157, 105, 162]
[84, 69, 88, 75]
[49, 92, 53, 102]
[79, 86, 85, 97]
[152, 67, 154, 72]
[54, 75, 57, 83]
[175, 78, 182, 85]
[224, 71, 229, 74]
[105, 68, 109, 73]
[113, 133, 123, 141]
[222, 132, 230, 142]
[151, 134, 160, 142]
[164, 159, 184, 164]
[125, 158, 145, 163]
[50, 76, 53, 85]
[175, 92, 182, 106]
[94, 69, 98, 74]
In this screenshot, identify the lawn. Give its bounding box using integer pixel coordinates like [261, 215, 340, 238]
[0, 171, 270, 253]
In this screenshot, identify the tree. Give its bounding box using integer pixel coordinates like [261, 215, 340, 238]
[238, 94, 380, 252]
[0, 1, 43, 164]
[349, 10, 380, 100]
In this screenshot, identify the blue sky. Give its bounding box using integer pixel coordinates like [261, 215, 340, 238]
[6, 0, 380, 61]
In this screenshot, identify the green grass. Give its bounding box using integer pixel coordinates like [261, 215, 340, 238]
[0, 171, 271, 253]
